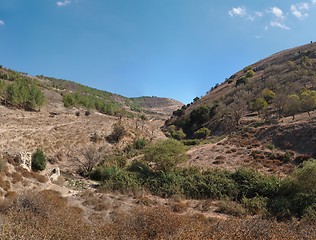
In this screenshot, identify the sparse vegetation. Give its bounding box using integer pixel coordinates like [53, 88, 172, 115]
[2, 43, 316, 240]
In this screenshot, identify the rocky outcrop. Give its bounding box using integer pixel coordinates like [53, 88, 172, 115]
[48, 167, 60, 181]
[16, 151, 32, 171]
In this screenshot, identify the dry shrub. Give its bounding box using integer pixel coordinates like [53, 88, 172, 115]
[170, 201, 188, 213]
[213, 155, 226, 164]
[108, 206, 208, 239]
[15, 165, 27, 173]
[0, 190, 93, 240]
[135, 195, 157, 206]
[21, 169, 33, 178]
[4, 191, 17, 199]
[216, 200, 247, 217]
[198, 199, 214, 212]
[0, 191, 316, 239]
[0, 175, 10, 191]
[11, 172, 23, 184]
[20, 169, 48, 183]
[93, 202, 110, 212]
[31, 171, 48, 183]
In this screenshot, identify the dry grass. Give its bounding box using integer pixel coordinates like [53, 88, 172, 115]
[0, 189, 315, 239]
[11, 172, 23, 184]
[0, 175, 11, 191]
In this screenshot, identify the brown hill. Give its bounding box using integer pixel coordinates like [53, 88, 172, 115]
[166, 42, 316, 163]
[131, 96, 183, 117]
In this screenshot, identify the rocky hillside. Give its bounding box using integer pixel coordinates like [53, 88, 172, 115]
[1, 44, 316, 239]
[166, 42, 316, 158]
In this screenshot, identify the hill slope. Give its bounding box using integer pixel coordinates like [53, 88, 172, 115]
[166, 42, 316, 158]
[0, 67, 182, 118]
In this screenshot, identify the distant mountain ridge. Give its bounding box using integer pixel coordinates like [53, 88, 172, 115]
[0, 67, 182, 118]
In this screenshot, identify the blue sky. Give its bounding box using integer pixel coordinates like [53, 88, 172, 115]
[0, 1, 316, 103]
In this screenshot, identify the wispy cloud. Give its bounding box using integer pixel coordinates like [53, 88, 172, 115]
[0, 20, 4, 26]
[56, 0, 71, 7]
[228, 2, 316, 32]
[228, 7, 247, 17]
[291, 3, 309, 20]
[270, 21, 290, 30]
[270, 7, 285, 20]
[228, 7, 263, 21]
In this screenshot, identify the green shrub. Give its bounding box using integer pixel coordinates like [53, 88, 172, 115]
[171, 129, 186, 140]
[0, 80, 6, 99]
[63, 92, 121, 116]
[284, 94, 300, 119]
[193, 127, 210, 139]
[189, 106, 210, 126]
[104, 154, 127, 168]
[63, 94, 76, 108]
[127, 160, 152, 178]
[181, 139, 200, 146]
[144, 139, 187, 172]
[245, 69, 255, 78]
[0, 158, 4, 172]
[6, 78, 45, 110]
[303, 204, 316, 222]
[181, 169, 237, 199]
[261, 88, 276, 103]
[252, 97, 268, 113]
[173, 108, 185, 117]
[92, 166, 140, 192]
[134, 138, 147, 150]
[31, 149, 47, 171]
[268, 159, 316, 219]
[145, 171, 185, 197]
[267, 143, 275, 151]
[216, 200, 247, 217]
[232, 168, 279, 200]
[242, 196, 268, 215]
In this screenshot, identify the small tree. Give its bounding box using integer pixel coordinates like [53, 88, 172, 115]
[189, 106, 210, 126]
[252, 97, 268, 113]
[300, 90, 316, 117]
[274, 93, 288, 118]
[77, 146, 104, 175]
[284, 94, 300, 120]
[261, 88, 276, 103]
[144, 139, 187, 172]
[194, 127, 210, 139]
[31, 149, 46, 171]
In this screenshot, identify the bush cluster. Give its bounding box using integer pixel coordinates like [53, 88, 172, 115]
[90, 134, 316, 221]
[268, 159, 316, 220]
[2, 78, 45, 110]
[63, 92, 121, 116]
